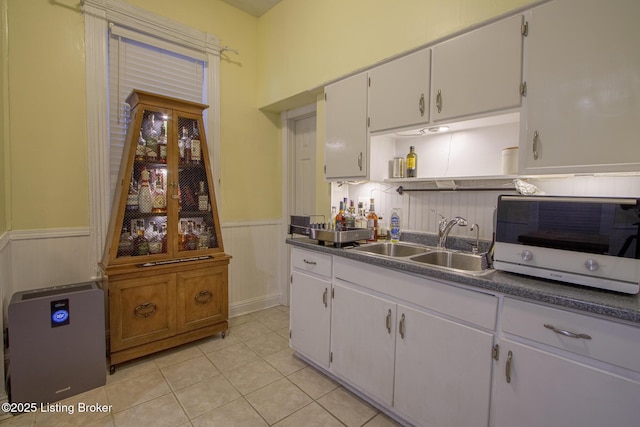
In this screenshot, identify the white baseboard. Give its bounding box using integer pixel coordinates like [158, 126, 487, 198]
[229, 293, 282, 318]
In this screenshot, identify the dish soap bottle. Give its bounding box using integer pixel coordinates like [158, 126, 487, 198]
[390, 208, 401, 243]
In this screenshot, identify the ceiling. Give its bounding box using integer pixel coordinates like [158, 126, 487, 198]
[221, 0, 282, 17]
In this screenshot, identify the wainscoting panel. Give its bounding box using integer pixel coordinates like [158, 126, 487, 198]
[221, 221, 285, 318]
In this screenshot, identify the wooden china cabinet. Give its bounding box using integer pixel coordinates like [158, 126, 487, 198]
[100, 90, 230, 373]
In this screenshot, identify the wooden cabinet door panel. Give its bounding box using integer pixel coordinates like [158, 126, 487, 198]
[176, 266, 228, 332]
[110, 273, 176, 351]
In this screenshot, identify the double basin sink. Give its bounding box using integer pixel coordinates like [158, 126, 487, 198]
[352, 242, 489, 275]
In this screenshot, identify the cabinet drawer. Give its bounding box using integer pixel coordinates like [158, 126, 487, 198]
[502, 298, 640, 372]
[291, 248, 332, 278]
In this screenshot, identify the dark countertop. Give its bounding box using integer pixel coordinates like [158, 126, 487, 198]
[287, 237, 640, 325]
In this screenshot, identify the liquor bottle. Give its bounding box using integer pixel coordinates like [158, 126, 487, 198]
[197, 181, 209, 211]
[179, 127, 188, 163]
[330, 206, 337, 229]
[406, 146, 418, 178]
[184, 221, 198, 250]
[335, 201, 346, 231]
[160, 223, 168, 253]
[138, 168, 153, 213]
[148, 222, 163, 254]
[366, 198, 378, 242]
[126, 177, 139, 212]
[132, 220, 149, 256]
[184, 127, 192, 163]
[197, 223, 209, 249]
[208, 226, 218, 248]
[191, 121, 202, 164]
[117, 226, 133, 257]
[136, 130, 146, 161]
[157, 121, 167, 163]
[355, 202, 367, 229]
[378, 215, 387, 240]
[346, 200, 356, 229]
[145, 115, 158, 162]
[152, 174, 166, 213]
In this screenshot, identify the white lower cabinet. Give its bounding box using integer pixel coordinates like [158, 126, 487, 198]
[494, 298, 640, 427]
[289, 248, 332, 368]
[330, 257, 497, 426]
[331, 282, 396, 406]
[394, 305, 494, 427]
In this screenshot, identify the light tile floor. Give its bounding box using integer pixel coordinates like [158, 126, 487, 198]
[0, 306, 404, 427]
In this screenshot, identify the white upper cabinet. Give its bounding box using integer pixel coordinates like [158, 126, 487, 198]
[521, 0, 640, 174]
[324, 73, 368, 180]
[431, 14, 524, 122]
[368, 49, 431, 133]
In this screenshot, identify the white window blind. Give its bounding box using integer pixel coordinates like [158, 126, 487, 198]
[108, 28, 206, 198]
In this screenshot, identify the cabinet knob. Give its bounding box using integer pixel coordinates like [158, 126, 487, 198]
[521, 250, 533, 262]
[584, 259, 599, 271]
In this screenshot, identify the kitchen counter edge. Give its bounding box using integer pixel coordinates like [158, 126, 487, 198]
[287, 237, 640, 325]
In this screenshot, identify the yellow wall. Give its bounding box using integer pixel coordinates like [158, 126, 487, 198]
[3, 0, 539, 231]
[257, 0, 537, 109]
[1, 0, 7, 234]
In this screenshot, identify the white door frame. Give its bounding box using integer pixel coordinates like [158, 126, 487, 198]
[280, 103, 317, 306]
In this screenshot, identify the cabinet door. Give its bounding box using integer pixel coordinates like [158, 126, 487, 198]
[324, 73, 368, 180]
[394, 305, 494, 427]
[369, 49, 431, 132]
[109, 273, 177, 351]
[331, 282, 396, 405]
[290, 271, 332, 368]
[176, 265, 228, 333]
[494, 339, 640, 427]
[431, 15, 523, 122]
[522, 0, 640, 174]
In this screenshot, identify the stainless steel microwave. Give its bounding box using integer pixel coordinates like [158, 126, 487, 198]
[494, 195, 640, 294]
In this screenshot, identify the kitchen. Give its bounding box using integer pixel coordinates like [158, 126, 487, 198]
[1, 0, 639, 426]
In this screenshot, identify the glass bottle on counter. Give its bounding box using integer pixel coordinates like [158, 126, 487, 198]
[138, 168, 153, 213]
[366, 198, 378, 242]
[406, 146, 418, 178]
[335, 201, 346, 231]
[355, 202, 367, 229]
[346, 200, 356, 229]
[197, 181, 209, 211]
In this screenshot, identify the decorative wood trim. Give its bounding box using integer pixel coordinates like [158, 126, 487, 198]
[10, 227, 91, 241]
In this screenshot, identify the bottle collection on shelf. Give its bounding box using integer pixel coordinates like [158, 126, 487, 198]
[117, 218, 217, 257]
[135, 113, 202, 165]
[325, 198, 382, 243]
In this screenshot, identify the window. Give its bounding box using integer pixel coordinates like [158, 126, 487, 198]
[83, 0, 221, 276]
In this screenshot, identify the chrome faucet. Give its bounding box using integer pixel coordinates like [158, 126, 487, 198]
[437, 215, 468, 249]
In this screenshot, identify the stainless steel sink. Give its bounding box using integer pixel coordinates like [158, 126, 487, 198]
[409, 251, 485, 273]
[353, 242, 430, 257]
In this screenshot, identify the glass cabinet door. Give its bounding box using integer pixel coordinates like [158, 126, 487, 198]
[117, 108, 169, 258]
[176, 114, 219, 253]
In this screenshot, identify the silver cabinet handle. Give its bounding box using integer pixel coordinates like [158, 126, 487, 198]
[544, 324, 592, 340]
[303, 259, 317, 265]
[386, 309, 392, 334]
[322, 288, 328, 308]
[436, 90, 442, 113]
[358, 152, 363, 171]
[533, 130, 539, 160]
[419, 94, 425, 117]
[399, 313, 406, 339]
[506, 350, 513, 383]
